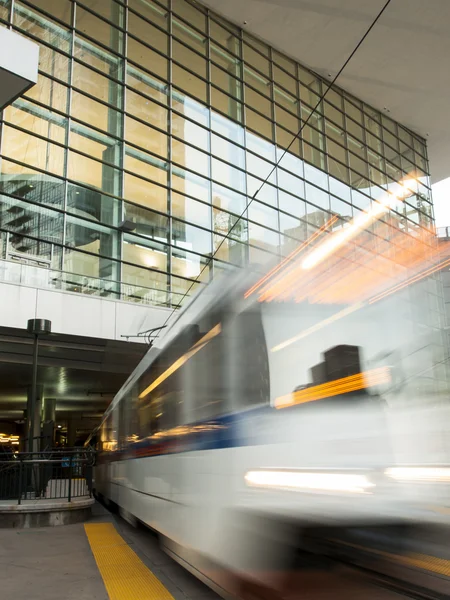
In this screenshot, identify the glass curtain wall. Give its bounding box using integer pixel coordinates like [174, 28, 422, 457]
[0, 0, 434, 308]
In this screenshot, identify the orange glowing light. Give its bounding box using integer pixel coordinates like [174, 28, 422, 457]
[244, 216, 338, 299]
[274, 367, 391, 409]
[138, 324, 222, 399]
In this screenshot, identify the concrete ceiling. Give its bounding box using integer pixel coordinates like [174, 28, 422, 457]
[0, 326, 146, 422]
[202, 0, 450, 183]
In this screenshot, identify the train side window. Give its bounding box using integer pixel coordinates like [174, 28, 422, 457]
[185, 313, 229, 423]
[233, 308, 270, 408]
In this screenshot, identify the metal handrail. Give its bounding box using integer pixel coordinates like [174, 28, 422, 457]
[0, 449, 96, 504]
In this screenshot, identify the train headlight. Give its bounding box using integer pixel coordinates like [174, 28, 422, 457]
[385, 467, 450, 483]
[244, 470, 375, 494]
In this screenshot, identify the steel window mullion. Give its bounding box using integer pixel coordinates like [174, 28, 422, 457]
[206, 6, 213, 282]
[8, 0, 15, 28]
[62, 0, 77, 269]
[118, 0, 128, 296]
[168, 0, 173, 306]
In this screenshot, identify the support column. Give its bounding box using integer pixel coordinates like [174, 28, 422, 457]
[26, 319, 51, 452]
[67, 419, 77, 447]
[26, 384, 43, 451]
[42, 399, 56, 449]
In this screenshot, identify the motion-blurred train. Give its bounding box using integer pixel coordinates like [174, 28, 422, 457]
[89, 260, 450, 597]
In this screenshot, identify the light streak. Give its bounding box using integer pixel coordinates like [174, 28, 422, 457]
[271, 303, 363, 353]
[274, 367, 391, 409]
[369, 256, 450, 304]
[138, 324, 221, 399]
[245, 470, 375, 494]
[301, 179, 415, 271]
[244, 216, 338, 299]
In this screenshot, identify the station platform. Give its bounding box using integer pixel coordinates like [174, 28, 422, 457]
[2, 503, 449, 600]
[1, 503, 219, 600]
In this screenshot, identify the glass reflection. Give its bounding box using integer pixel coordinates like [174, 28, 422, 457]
[0, 0, 433, 311]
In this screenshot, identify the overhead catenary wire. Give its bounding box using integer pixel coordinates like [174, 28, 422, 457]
[155, 0, 393, 340]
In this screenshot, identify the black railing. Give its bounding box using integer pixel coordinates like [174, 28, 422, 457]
[0, 449, 95, 504]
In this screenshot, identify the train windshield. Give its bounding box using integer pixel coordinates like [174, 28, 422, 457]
[258, 296, 435, 410]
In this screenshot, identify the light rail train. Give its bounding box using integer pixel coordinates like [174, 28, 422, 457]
[89, 262, 450, 597]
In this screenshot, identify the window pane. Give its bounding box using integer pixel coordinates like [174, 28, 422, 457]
[248, 200, 278, 229]
[210, 18, 240, 54]
[72, 62, 123, 109]
[244, 66, 270, 97]
[172, 219, 212, 255]
[127, 89, 167, 130]
[172, 192, 211, 229]
[5, 101, 66, 145]
[127, 65, 168, 104]
[245, 87, 272, 118]
[128, 11, 168, 54]
[124, 172, 167, 212]
[125, 150, 168, 187]
[2, 124, 65, 176]
[14, 3, 71, 53]
[38, 46, 71, 83]
[75, 41, 121, 83]
[123, 234, 168, 271]
[172, 167, 209, 203]
[0, 159, 65, 209]
[0, 0, 10, 21]
[88, 0, 125, 26]
[173, 17, 206, 53]
[273, 51, 296, 75]
[171, 274, 202, 305]
[127, 37, 168, 80]
[29, 0, 72, 23]
[172, 247, 209, 280]
[71, 90, 122, 136]
[274, 85, 297, 114]
[246, 109, 273, 140]
[211, 134, 245, 170]
[212, 182, 246, 214]
[211, 64, 242, 99]
[0, 195, 63, 244]
[68, 150, 120, 193]
[278, 167, 305, 199]
[69, 124, 121, 167]
[172, 64, 206, 102]
[248, 222, 279, 252]
[273, 65, 297, 95]
[67, 182, 120, 226]
[211, 157, 246, 193]
[172, 113, 209, 151]
[243, 29, 268, 53]
[213, 233, 246, 265]
[128, 0, 168, 29]
[279, 190, 306, 218]
[213, 208, 247, 243]
[172, 139, 209, 178]
[172, 0, 206, 32]
[126, 116, 167, 157]
[76, 6, 123, 53]
[65, 215, 119, 273]
[125, 202, 168, 240]
[172, 40, 207, 78]
[211, 87, 243, 122]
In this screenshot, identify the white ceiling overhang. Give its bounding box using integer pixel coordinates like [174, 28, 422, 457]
[201, 0, 450, 183]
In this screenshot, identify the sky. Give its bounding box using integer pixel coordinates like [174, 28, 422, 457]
[432, 178, 450, 228]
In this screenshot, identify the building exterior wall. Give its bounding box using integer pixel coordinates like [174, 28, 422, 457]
[0, 272, 170, 341]
[0, 0, 434, 312]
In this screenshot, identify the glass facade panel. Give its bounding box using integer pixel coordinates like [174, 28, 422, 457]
[0, 0, 432, 310]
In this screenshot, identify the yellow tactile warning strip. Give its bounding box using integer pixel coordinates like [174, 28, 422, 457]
[84, 523, 175, 600]
[331, 538, 450, 578]
[396, 553, 450, 578]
